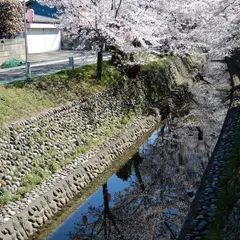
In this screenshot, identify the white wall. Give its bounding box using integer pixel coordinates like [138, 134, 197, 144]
[27, 27, 61, 53]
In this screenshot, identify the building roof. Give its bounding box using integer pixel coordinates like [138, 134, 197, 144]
[29, 1, 58, 18]
[26, 1, 59, 23]
[32, 14, 60, 24]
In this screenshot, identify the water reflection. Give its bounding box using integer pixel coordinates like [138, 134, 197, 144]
[47, 125, 211, 240]
[68, 152, 147, 240]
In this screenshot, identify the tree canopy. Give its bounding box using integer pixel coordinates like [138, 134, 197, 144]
[39, 0, 240, 57]
[0, 0, 24, 39]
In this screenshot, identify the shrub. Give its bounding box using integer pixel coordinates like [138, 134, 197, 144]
[18, 187, 29, 197]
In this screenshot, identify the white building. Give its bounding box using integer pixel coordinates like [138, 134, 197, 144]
[27, 14, 61, 53]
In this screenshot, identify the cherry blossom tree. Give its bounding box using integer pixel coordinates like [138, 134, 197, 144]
[39, 0, 240, 65]
[118, 0, 240, 57]
[152, 0, 240, 57]
[38, 0, 137, 80]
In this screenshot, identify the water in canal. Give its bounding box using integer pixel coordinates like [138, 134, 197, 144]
[45, 124, 211, 240]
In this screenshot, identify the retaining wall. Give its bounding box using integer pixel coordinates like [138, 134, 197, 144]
[0, 116, 158, 240]
[178, 57, 240, 239]
[0, 38, 25, 64]
[178, 105, 240, 240]
[0, 55, 203, 240]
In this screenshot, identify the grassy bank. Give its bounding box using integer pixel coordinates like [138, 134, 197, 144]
[0, 55, 181, 128]
[0, 61, 122, 127]
[207, 127, 240, 239]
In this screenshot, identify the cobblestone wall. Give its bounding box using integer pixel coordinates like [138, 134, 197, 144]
[0, 116, 158, 240]
[0, 56, 200, 198]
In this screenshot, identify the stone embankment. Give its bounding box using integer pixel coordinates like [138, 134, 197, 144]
[178, 56, 240, 240]
[178, 105, 240, 240]
[0, 115, 159, 240]
[0, 56, 203, 240]
[0, 56, 199, 199]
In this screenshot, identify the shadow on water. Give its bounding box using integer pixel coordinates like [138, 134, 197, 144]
[44, 124, 211, 240]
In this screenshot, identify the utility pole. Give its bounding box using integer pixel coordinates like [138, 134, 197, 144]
[23, 0, 28, 70]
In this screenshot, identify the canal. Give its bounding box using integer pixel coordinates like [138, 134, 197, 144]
[33, 122, 212, 240]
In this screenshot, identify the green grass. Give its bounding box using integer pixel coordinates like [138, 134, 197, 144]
[0, 61, 123, 128]
[0, 190, 11, 206]
[17, 167, 49, 198]
[0, 54, 179, 129]
[207, 128, 240, 239]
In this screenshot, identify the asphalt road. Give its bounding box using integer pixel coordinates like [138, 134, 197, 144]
[0, 52, 111, 85]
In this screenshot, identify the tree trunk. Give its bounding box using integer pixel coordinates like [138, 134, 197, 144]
[97, 50, 103, 81]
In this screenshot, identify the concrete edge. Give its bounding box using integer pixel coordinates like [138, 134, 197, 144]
[0, 115, 159, 240]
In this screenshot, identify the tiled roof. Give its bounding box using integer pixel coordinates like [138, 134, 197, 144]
[29, 2, 57, 17]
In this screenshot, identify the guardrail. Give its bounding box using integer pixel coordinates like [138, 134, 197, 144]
[0, 53, 112, 85]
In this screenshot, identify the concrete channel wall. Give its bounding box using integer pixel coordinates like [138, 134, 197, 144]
[0, 116, 158, 240]
[0, 38, 25, 64]
[0, 56, 202, 240]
